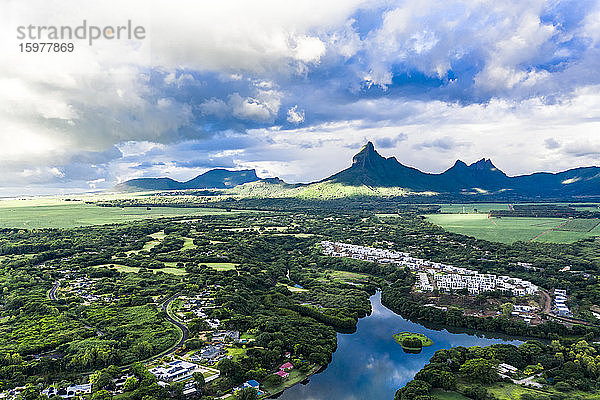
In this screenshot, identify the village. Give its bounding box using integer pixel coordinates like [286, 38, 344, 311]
[320, 241, 576, 326]
[321, 241, 540, 297]
[0, 279, 306, 400]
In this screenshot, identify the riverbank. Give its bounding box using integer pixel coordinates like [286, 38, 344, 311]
[262, 365, 322, 398]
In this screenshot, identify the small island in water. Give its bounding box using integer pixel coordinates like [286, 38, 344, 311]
[393, 332, 434, 353]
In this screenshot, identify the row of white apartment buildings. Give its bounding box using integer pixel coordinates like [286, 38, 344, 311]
[553, 289, 572, 316]
[321, 241, 539, 297]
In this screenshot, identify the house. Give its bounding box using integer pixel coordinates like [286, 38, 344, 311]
[497, 363, 518, 377]
[279, 362, 294, 371]
[275, 370, 289, 379]
[212, 330, 240, 342]
[246, 380, 260, 389]
[149, 360, 200, 382]
[233, 380, 263, 394]
[42, 387, 57, 397]
[63, 384, 92, 399]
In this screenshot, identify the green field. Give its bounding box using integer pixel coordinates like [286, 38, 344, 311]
[424, 213, 600, 244]
[0, 198, 244, 229]
[438, 203, 510, 213]
[555, 218, 600, 232]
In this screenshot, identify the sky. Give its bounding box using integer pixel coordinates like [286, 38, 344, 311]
[1, 0, 600, 195]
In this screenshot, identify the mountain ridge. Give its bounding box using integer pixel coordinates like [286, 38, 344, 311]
[116, 142, 600, 200]
[116, 168, 261, 191]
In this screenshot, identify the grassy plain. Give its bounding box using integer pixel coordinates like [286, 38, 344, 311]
[0, 198, 243, 229]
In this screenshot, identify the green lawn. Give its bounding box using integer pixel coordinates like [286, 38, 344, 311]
[484, 382, 599, 400]
[324, 270, 371, 282]
[201, 262, 238, 271]
[0, 198, 243, 228]
[226, 347, 247, 360]
[430, 389, 470, 400]
[424, 213, 600, 244]
[262, 364, 321, 397]
[181, 237, 197, 250]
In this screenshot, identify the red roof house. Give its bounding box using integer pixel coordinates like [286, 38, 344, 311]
[279, 362, 294, 371]
[275, 370, 289, 378]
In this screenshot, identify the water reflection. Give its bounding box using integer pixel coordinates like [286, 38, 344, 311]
[275, 292, 522, 400]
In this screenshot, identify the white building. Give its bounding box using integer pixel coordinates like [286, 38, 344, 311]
[150, 360, 201, 382]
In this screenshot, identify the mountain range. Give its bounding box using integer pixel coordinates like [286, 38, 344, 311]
[115, 169, 260, 191]
[117, 142, 600, 200]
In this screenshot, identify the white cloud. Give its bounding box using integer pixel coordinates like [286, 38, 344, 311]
[229, 89, 282, 122]
[1, 0, 600, 192]
[286, 105, 305, 124]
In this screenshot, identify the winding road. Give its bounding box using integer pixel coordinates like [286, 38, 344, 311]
[160, 293, 190, 356]
[48, 281, 60, 300]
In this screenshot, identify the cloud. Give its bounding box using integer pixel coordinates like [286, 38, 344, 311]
[414, 136, 463, 151]
[375, 134, 408, 148]
[286, 105, 305, 124]
[563, 141, 600, 157]
[544, 138, 561, 149]
[229, 90, 281, 122]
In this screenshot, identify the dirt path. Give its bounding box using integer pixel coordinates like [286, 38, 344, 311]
[541, 290, 552, 314]
[529, 220, 569, 242]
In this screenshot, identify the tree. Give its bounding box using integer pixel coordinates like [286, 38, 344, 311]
[395, 379, 431, 400]
[459, 358, 498, 384]
[123, 376, 139, 392]
[463, 384, 490, 400]
[15, 385, 40, 400]
[91, 390, 113, 400]
[193, 371, 205, 391]
[132, 341, 153, 359]
[501, 303, 514, 317]
[235, 387, 258, 400]
[402, 337, 423, 349]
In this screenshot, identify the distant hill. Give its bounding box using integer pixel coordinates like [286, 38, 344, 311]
[116, 169, 261, 191]
[115, 143, 600, 200]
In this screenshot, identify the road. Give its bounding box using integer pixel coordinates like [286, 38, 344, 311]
[541, 289, 552, 314]
[160, 293, 190, 356]
[48, 281, 60, 300]
[513, 373, 543, 388]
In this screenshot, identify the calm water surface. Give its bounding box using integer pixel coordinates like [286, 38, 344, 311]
[276, 292, 522, 400]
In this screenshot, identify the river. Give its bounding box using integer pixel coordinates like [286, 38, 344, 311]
[275, 292, 522, 400]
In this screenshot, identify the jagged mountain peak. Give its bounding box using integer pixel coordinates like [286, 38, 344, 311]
[470, 158, 497, 170]
[352, 141, 381, 164]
